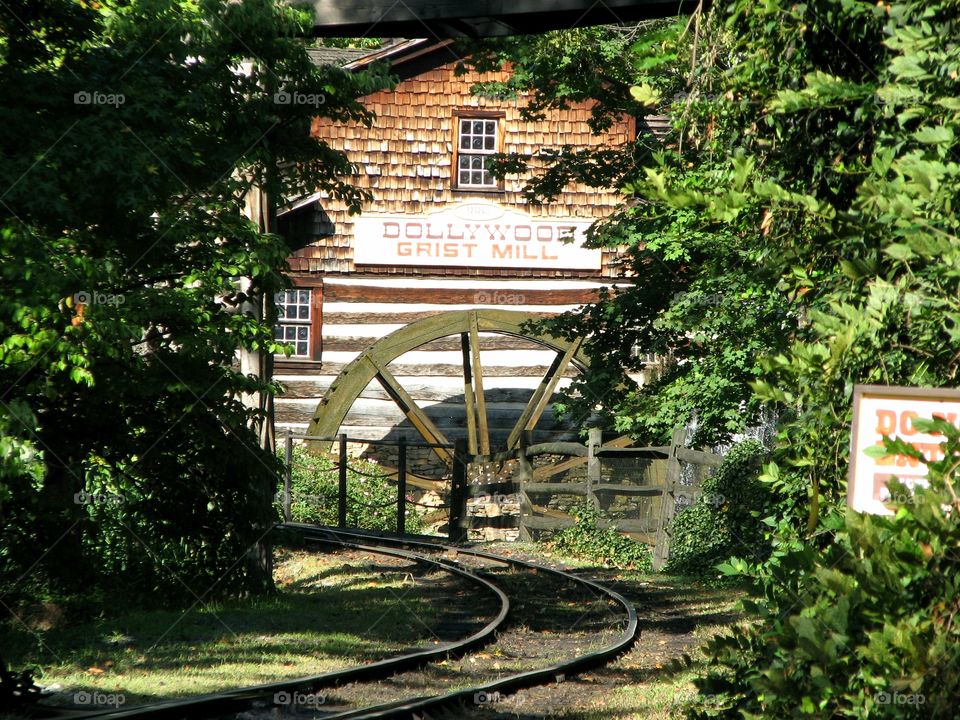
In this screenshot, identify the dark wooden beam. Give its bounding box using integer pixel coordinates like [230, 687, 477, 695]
[306, 0, 705, 38]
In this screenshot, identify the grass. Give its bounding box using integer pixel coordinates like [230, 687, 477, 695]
[2, 548, 438, 708]
[576, 578, 743, 720]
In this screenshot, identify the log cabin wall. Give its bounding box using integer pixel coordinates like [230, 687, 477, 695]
[274, 41, 641, 480]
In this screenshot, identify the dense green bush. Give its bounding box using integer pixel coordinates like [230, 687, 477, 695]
[549, 501, 653, 571]
[666, 440, 772, 576]
[281, 445, 423, 534]
[690, 419, 960, 718]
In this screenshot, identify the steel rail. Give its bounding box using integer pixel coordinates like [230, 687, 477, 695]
[59, 539, 509, 720]
[292, 524, 640, 720]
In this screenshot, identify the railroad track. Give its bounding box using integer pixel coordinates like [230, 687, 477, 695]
[35, 523, 639, 720]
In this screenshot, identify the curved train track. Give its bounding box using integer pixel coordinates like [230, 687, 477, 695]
[43, 523, 640, 720]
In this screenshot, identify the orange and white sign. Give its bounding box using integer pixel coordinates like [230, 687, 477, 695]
[848, 384, 960, 514]
[352, 200, 601, 270]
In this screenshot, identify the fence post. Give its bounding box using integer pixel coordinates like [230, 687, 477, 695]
[652, 426, 687, 570]
[586, 426, 602, 512]
[517, 430, 534, 542]
[338, 433, 348, 528]
[449, 438, 468, 543]
[397, 437, 407, 535]
[283, 429, 293, 523]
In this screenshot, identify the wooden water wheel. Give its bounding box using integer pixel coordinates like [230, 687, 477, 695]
[306, 309, 589, 463]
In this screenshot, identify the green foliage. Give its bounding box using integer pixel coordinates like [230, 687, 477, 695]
[464, 22, 796, 446]
[0, 0, 392, 604]
[284, 446, 423, 534]
[666, 441, 772, 576]
[549, 502, 652, 571]
[691, 421, 960, 718]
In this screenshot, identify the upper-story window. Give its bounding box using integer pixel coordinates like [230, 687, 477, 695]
[456, 117, 499, 189]
[274, 289, 312, 357]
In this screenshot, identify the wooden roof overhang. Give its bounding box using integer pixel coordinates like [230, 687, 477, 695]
[304, 0, 704, 39]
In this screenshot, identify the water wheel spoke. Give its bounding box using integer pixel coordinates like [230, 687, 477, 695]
[461, 332, 479, 456]
[506, 336, 583, 450]
[365, 357, 454, 465]
[469, 313, 490, 455]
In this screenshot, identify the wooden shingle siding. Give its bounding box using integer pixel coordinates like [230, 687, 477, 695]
[290, 56, 633, 277]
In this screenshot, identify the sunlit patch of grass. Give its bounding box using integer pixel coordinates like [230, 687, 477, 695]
[1, 549, 439, 708]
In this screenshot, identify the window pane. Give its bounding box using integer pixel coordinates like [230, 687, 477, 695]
[297, 326, 308, 340]
[460, 137, 471, 149]
[274, 327, 283, 339]
[471, 156, 483, 169]
[472, 121, 483, 133]
[482, 171, 493, 185]
[484, 136, 495, 150]
[485, 121, 495, 134]
[471, 171, 482, 184]
[298, 289, 309, 304]
[277, 305, 286, 318]
[472, 136, 483, 149]
[286, 326, 297, 340]
[459, 156, 471, 169]
[297, 305, 308, 319]
[459, 171, 470, 184]
[296, 342, 307, 355]
[460, 119, 471, 134]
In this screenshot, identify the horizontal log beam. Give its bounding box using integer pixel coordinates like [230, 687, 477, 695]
[595, 446, 671, 458]
[531, 435, 635, 481]
[323, 311, 556, 326]
[524, 482, 588, 495]
[275, 402, 570, 429]
[525, 441, 587, 457]
[277, 380, 563, 404]
[323, 284, 600, 305]
[322, 335, 547, 353]
[592, 483, 669, 496]
[283, 362, 580, 378]
[676, 447, 725, 467]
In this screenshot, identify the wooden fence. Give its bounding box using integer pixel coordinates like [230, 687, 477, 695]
[464, 427, 723, 569]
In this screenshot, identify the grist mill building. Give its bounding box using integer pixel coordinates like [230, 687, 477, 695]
[272, 39, 654, 484]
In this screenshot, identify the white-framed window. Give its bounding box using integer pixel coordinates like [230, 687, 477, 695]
[456, 118, 499, 188]
[274, 289, 311, 357]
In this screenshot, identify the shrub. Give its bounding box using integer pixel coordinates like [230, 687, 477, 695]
[549, 501, 653, 571]
[666, 440, 772, 576]
[689, 420, 960, 718]
[280, 445, 423, 534]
